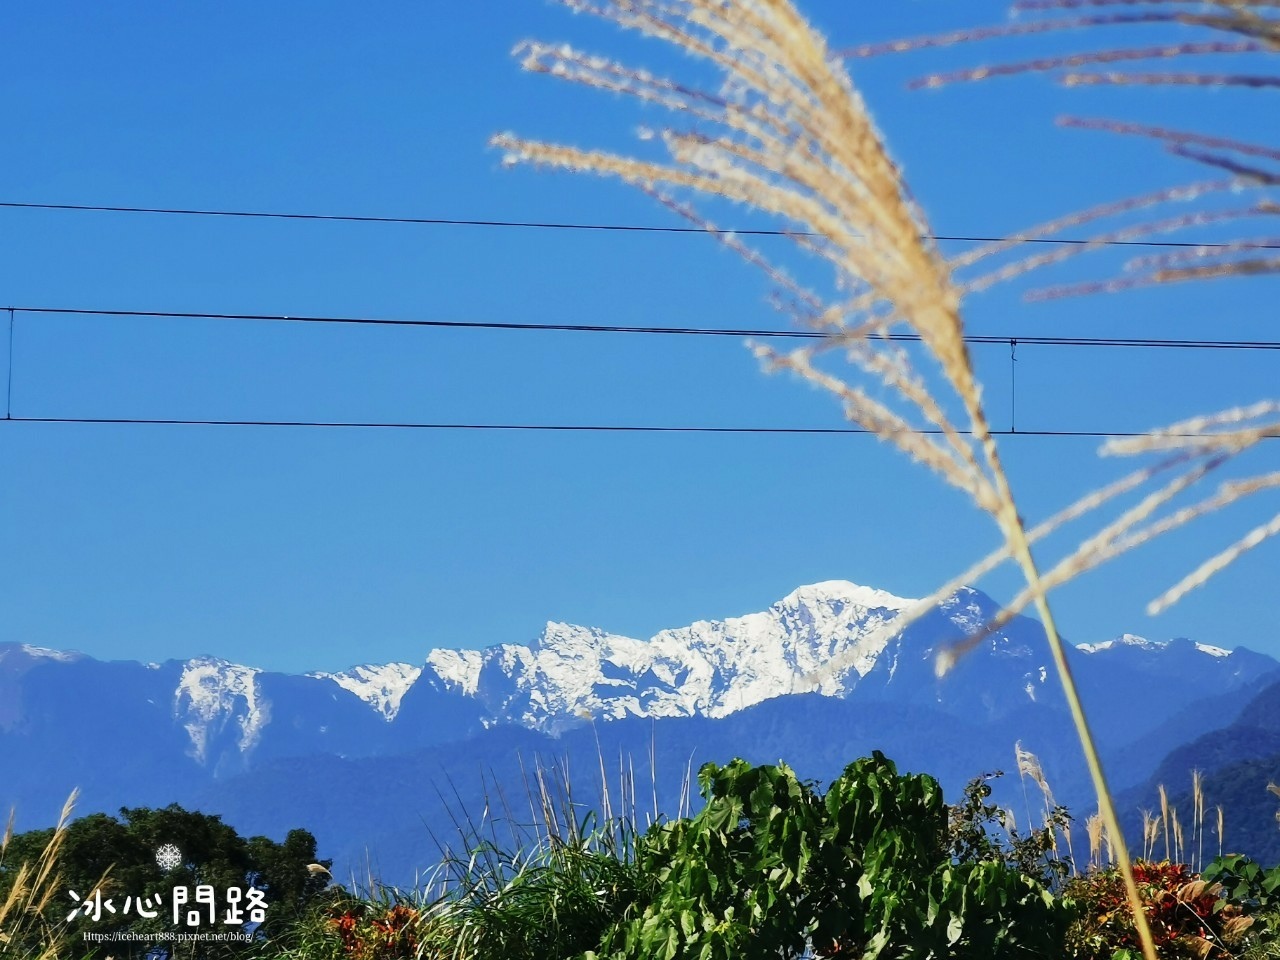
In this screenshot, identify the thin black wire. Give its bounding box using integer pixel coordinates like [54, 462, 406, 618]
[5, 308, 13, 421]
[3, 200, 1273, 249]
[1010, 338, 1018, 434]
[3, 414, 1263, 440]
[11, 306, 1280, 352]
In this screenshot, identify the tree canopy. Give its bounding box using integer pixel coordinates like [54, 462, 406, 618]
[0, 803, 330, 959]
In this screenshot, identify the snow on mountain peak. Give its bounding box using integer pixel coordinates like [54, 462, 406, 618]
[4, 580, 1273, 781]
[779, 580, 915, 612]
[425, 648, 484, 694]
[18, 643, 79, 663]
[313, 662, 423, 720]
[173, 657, 267, 763]
[475, 624, 654, 730]
[1077, 634, 1233, 658]
[1077, 634, 1159, 654]
[460, 581, 923, 732]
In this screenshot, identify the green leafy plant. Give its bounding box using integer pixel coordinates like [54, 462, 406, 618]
[1201, 853, 1280, 956]
[947, 771, 1075, 890]
[589, 752, 1072, 960]
[0, 800, 331, 960]
[1203, 854, 1280, 914]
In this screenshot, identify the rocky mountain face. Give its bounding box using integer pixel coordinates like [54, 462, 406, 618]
[2, 580, 1275, 878]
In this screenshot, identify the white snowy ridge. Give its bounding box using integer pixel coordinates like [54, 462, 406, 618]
[173, 657, 268, 762]
[466, 580, 920, 732]
[9, 580, 1260, 771]
[786, 580, 914, 612]
[161, 581, 927, 745]
[1076, 634, 1231, 657]
[18, 644, 78, 662]
[1077, 633, 1163, 654]
[425, 649, 484, 695]
[312, 662, 424, 720]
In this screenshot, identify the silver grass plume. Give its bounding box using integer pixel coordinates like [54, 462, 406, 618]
[485, 2, 1280, 956]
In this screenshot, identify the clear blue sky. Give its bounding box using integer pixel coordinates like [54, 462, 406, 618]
[0, 1, 1275, 673]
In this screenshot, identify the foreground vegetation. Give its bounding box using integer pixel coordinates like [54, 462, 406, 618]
[7, 753, 1280, 959]
[0, 799, 329, 959]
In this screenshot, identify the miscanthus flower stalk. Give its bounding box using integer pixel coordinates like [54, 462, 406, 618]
[847, 0, 1280, 618]
[493, 3, 1278, 958]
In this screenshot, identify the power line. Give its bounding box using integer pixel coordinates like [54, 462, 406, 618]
[5, 309, 13, 420]
[3, 200, 1272, 250]
[2, 414, 1251, 440]
[11, 306, 1280, 352]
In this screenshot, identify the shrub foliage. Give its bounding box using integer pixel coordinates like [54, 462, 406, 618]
[587, 752, 1071, 960]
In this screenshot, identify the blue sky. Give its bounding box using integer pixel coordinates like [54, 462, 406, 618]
[0, 1, 1275, 673]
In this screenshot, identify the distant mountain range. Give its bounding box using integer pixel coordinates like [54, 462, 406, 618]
[1116, 673, 1280, 867]
[3, 580, 1277, 882]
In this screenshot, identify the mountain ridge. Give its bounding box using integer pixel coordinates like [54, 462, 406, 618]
[2, 580, 1270, 752]
[3, 578, 1276, 877]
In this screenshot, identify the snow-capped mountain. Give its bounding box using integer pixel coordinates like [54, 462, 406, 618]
[1, 580, 1275, 843]
[308, 662, 423, 721]
[1079, 633, 1230, 658]
[448, 581, 915, 733]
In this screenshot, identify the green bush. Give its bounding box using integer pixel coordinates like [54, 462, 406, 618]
[0, 803, 330, 959]
[946, 770, 1074, 890]
[587, 752, 1072, 960]
[1202, 854, 1280, 956]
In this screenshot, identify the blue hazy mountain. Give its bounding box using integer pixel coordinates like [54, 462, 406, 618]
[2, 581, 1274, 879]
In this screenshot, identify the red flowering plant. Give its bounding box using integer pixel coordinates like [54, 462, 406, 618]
[1064, 859, 1254, 959]
[325, 897, 421, 960]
